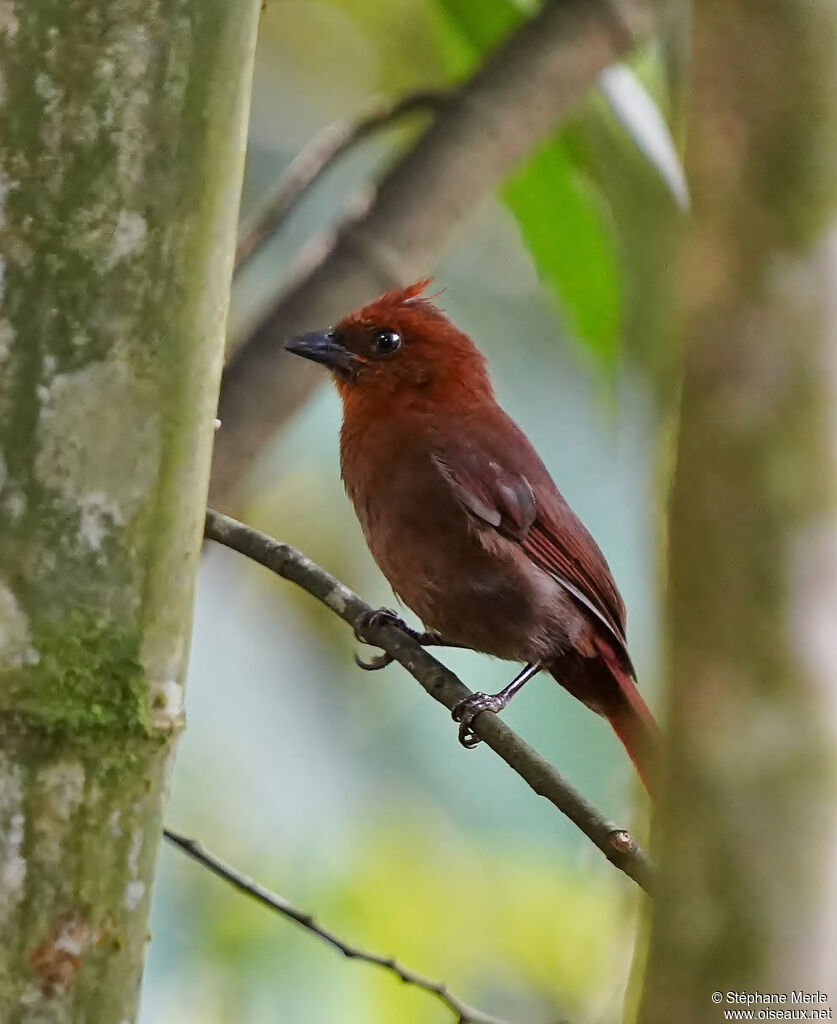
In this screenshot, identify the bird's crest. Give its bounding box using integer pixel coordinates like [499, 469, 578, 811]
[398, 278, 434, 303]
[351, 278, 447, 324]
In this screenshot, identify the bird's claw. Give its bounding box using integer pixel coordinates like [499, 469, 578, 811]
[353, 607, 413, 672]
[354, 650, 394, 671]
[354, 607, 410, 643]
[354, 608, 447, 670]
[451, 692, 506, 748]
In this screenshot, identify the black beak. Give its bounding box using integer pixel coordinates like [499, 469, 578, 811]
[284, 329, 357, 376]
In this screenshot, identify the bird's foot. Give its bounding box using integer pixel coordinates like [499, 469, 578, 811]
[451, 692, 509, 748]
[354, 608, 437, 671]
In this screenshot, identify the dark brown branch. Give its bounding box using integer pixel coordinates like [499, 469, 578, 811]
[210, 0, 656, 505]
[234, 90, 450, 274]
[204, 508, 656, 894]
[163, 828, 522, 1024]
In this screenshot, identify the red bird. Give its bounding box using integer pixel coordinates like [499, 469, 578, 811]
[285, 280, 658, 794]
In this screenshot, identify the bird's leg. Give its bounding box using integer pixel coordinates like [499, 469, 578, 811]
[452, 662, 543, 748]
[353, 607, 453, 670]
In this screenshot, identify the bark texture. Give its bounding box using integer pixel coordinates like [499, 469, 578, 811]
[641, 1, 837, 1019]
[0, 1, 260, 1020]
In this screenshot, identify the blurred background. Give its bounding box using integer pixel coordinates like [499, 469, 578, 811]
[142, 2, 682, 1021]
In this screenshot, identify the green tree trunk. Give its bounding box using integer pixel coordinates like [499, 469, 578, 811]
[641, 1, 837, 1019]
[0, 2, 260, 1020]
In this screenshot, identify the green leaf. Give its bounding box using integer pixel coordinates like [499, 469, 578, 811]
[503, 141, 621, 366]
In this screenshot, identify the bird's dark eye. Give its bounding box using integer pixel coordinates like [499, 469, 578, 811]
[371, 328, 401, 356]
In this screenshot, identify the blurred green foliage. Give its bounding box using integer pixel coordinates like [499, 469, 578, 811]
[154, 820, 630, 1024]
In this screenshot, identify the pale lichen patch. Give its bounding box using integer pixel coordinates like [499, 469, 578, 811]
[31, 763, 85, 872]
[105, 209, 147, 270]
[68, 204, 148, 275]
[122, 827, 147, 909]
[0, 754, 25, 928]
[78, 492, 121, 551]
[101, 20, 153, 186]
[143, 627, 188, 733]
[36, 72, 64, 182]
[18, 983, 41, 1008]
[0, 580, 30, 670]
[127, 827, 142, 878]
[122, 880, 145, 911]
[1, 817, 25, 884]
[0, 1, 19, 40]
[34, 346, 161, 551]
[0, 170, 14, 224]
[324, 588, 347, 615]
[0, 319, 14, 362]
[150, 678, 185, 729]
[34, 71, 61, 106]
[38, 762, 85, 824]
[3, 491, 25, 522]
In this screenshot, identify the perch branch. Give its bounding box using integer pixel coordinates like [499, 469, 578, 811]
[163, 828, 522, 1024]
[204, 508, 655, 894]
[211, 0, 655, 504]
[235, 89, 450, 273]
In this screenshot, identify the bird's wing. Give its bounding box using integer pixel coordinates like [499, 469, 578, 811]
[432, 444, 631, 668]
[523, 519, 626, 646]
[432, 450, 537, 536]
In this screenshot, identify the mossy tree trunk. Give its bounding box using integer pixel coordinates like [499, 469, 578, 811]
[641, 1, 837, 1019]
[0, 2, 260, 1020]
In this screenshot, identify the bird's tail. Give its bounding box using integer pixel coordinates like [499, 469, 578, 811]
[604, 672, 658, 797]
[551, 638, 659, 797]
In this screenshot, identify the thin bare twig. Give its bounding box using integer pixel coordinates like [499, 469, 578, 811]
[163, 828, 522, 1024]
[235, 89, 449, 274]
[211, 0, 655, 504]
[203, 508, 656, 893]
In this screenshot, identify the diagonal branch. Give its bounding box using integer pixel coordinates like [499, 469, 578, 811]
[204, 508, 655, 894]
[234, 89, 450, 274]
[210, 0, 657, 504]
[163, 828, 525, 1024]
